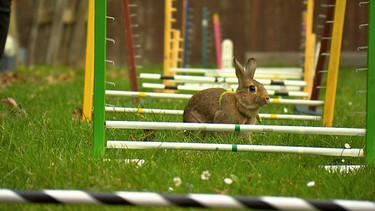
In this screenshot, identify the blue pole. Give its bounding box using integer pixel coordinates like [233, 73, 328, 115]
[201, 7, 207, 68]
[182, 0, 190, 68]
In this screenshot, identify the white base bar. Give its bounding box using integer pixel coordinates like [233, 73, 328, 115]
[106, 141, 364, 157]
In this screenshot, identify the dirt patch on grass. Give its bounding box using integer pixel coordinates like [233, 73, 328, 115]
[0, 71, 32, 88]
[0, 69, 77, 88]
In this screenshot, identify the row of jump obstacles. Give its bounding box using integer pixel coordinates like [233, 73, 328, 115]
[89, 0, 374, 164]
[105, 90, 324, 106]
[87, 1, 374, 163]
[143, 0, 342, 127]
[82, 0, 329, 122]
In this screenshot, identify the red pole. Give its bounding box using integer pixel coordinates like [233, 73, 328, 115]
[309, 0, 335, 111]
[122, 0, 138, 92]
[213, 14, 222, 69]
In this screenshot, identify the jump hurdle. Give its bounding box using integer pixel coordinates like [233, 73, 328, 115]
[139, 73, 307, 86]
[141, 83, 309, 97]
[169, 67, 304, 79]
[105, 106, 322, 121]
[169, 67, 303, 74]
[140, 73, 306, 91]
[105, 90, 325, 105]
[160, 0, 313, 99]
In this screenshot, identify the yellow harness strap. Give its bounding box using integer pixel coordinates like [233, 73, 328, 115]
[218, 90, 262, 123]
[218, 90, 234, 107]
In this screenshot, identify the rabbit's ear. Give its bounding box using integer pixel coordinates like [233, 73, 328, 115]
[233, 57, 246, 83]
[245, 58, 257, 79]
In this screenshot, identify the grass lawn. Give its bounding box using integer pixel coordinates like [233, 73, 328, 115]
[0, 64, 374, 210]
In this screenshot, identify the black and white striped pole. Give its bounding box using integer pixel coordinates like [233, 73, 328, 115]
[0, 189, 374, 210]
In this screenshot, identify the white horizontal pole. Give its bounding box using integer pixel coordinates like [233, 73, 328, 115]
[169, 67, 303, 74]
[139, 73, 307, 87]
[142, 82, 237, 91]
[105, 121, 366, 136]
[105, 107, 184, 115]
[266, 90, 309, 97]
[264, 85, 301, 91]
[106, 141, 364, 157]
[105, 106, 322, 121]
[239, 74, 303, 79]
[105, 90, 192, 99]
[105, 91, 324, 106]
[259, 113, 321, 121]
[169, 68, 303, 79]
[181, 83, 302, 91]
[268, 98, 324, 106]
[142, 83, 309, 97]
[256, 67, 303, 73]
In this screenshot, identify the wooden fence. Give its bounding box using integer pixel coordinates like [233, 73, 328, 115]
[15, 0, 368, 67]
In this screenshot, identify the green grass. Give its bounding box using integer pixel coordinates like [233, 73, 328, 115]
[0, 65, 374, 210]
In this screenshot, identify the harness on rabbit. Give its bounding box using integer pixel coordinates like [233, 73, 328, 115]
[218, 90, 234, 107]
[218, 90, 262, 123]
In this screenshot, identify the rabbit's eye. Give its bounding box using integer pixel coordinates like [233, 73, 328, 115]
[249, 85, 256, 92]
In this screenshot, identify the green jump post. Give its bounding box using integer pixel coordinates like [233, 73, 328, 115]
[93, 0, 107, 156]
[367, 0, 375, 163]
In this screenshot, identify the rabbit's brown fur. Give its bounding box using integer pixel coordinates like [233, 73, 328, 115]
[183, 57, 269, 128]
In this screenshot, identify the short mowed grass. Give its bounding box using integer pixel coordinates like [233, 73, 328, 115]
[0, 64, 374, 210]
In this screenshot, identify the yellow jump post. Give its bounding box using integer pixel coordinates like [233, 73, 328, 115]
[163, 0, 183, 93]
[323, 0, 346, 126]
[171, 29, 182, 68]
[82, 0, 95, 120]
[303, 0, 316, 99]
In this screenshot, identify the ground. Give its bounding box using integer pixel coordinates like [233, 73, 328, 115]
[0, 65, 373, 210]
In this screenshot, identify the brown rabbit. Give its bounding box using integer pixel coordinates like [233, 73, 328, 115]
[183, 57, 269, 140]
